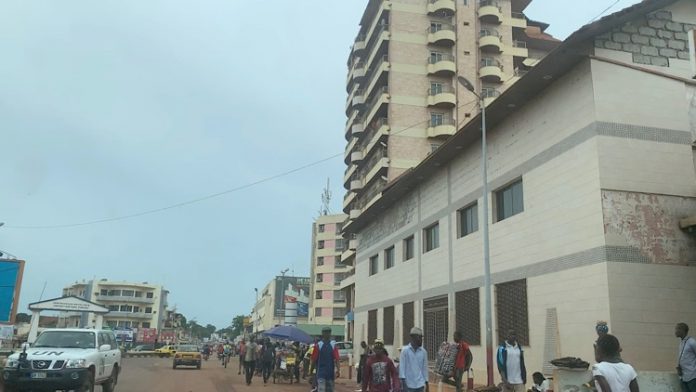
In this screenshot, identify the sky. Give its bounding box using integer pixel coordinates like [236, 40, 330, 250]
[0, 0, 642, 329]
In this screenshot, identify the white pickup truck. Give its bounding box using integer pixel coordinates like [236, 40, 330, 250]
[3, 328, 121, 392]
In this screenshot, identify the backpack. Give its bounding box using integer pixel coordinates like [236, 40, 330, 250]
[435, 342, 459, 376]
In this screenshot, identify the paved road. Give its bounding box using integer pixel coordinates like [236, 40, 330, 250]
[117, 356, 362, 392]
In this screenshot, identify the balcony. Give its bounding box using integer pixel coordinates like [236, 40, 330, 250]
[349, 238, 358, 250]
[97, 295, 155, 304]
[523, 57, 542, 67]
[346, 61, 366, 90]
[353, 34, 367, 54]
[427, 117, 456, 138]
[427, 23, 456, 47]
[510, 40, 529, 58]
[349, 209, 361, 220]
[427, 85, 456, 108]
[427, 54, 456, 76]
[479, 0, 502, 24]
[479, 58, 503, 83]
[341, 249, 356, 265]
[509, 12, 527, 28]
[364, 86, 390, 126]
[344, 137, 358, 163]
[479, 30, 502, 53]
[428, 0, 455, 15]
[350, 151, 364, 163]
[482, 88, 500, 106]
[350, 179, 364, 191]
[106, 311, 153, 320]
[343, 164, 357, 187]
[343, 191, 357, 211]
[361, 117, 389, 158]
[351, 122, 364, 136]
[345, 109, 360, 140]
[363, 55, 390, 101]
[364, 157, 389, 185]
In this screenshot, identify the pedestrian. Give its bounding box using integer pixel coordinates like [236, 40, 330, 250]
[237, 339, 246, 375]
[310, 326, 341, 392]
[452, 331, 472, 392]
[293, 341, 302, 382]
[357, 341, 368, 388]
[261, 340, 275, 384]
[677, 322, 696, 392]
[531, 372, 550, 392]
[244, 338, 259, 386]
[362, 338, 399, 392]
[592, 334, 638, 392]
[399, 327, 429, 392]
[497, 329, 527, 392]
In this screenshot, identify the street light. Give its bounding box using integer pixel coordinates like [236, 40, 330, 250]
[457, 76, 494, 386]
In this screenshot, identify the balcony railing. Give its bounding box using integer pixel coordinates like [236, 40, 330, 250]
[430, 117, 455, 127]
[428, 53, 455, 64]
[428, 84, 454, 95]
[480, 58, 502, 68]
[480, 29, 500, 38]
[513, 40, 527, 48]
[97, 295, 155, 304]
[365, 85, 389, 114]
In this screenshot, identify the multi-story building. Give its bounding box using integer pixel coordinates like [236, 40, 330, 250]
[342, 0, 559, 230]
[346, 0, 696, 383]
[309, 214, 350, 326]
[58, 279, 169, 331]
[251, 275, 310, 333]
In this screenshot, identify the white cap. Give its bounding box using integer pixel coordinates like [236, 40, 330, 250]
[410, 327, 423, 336]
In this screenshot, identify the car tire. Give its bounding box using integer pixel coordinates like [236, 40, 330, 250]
[197, 363, 201, 370]
[79, 371, 95, 392]
[102, 366, 119, 392]
[172, 363, 177, 370]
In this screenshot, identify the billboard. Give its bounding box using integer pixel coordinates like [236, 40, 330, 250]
[273, 276, 309, 318]
[0, 259, 25, 324]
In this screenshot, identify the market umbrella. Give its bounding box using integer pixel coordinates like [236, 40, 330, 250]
[261, 325, 313, 344]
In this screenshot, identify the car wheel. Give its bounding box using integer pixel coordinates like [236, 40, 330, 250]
[102, 366, 119, 392]
[78, 371, 95, 392]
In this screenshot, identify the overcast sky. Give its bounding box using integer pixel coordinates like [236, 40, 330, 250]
[0, 0, 641, 328]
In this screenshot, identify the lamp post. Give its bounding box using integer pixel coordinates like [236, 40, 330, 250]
[457, 76, 493, 386]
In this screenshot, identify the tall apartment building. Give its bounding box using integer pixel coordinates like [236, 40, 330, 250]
[58, 279, 169, 331]
[308, 214, 350, 326]
[342, 0, 558, 230]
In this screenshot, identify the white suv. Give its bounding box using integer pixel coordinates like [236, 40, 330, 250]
[3, 328, 121, 392]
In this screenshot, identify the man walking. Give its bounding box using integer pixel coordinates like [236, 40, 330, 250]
[453, 331, 472, 392]
[399, 327, 429, 392]
[310, 326, 341, 392]
[243, 337, 259, 386]
[497, 329, 526, 392]
[261, 340, 275, 384]
[676, 323, 696, 392]
[362, 338, 399, 392]
[237, 339, 246, 375]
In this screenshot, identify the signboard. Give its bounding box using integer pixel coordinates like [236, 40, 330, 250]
[159, 330, 177, 344]
[0, 325, 14, 340]
[273, 276, 309, 318]
[0, 259, 24, 324]
[114, 328, 134, 343]
[29, 295, 108, 314]
[136, 328, 158, 344]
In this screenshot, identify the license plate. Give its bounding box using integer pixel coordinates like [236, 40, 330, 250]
[31, 372, 47, 379]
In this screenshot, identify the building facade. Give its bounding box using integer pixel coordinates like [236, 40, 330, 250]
[309, 214, 350, 326]
[347, 0, 696, 382]
[252, 275, 310, 333]
[342, 0, 559, 230]
[58, 279, 169, 331]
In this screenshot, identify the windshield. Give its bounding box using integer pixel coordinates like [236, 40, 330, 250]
[34, 331, 96, 349]
[178, 345, 199, 352]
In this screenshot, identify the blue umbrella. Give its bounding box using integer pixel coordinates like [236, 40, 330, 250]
[262, 325, 313, 344]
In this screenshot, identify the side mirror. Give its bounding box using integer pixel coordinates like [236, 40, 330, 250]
[99, 344, 112, 352]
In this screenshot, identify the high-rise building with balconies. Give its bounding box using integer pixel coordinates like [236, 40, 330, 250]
[58, 279, 169, 332]
[342, 0, 559, 231]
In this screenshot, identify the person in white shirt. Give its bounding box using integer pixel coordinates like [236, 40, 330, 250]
[592, 334, 639, 392]
[531, 372, 550, 392]
[496, 329, 526, 392]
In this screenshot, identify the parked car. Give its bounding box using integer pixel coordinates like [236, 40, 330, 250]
[172, 345, 201, 370]
[131, 344, 154, 352]
[335, 341, 353, 360]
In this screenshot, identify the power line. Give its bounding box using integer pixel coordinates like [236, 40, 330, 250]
[589, 0, 622, 23]
[6, 97, 480, 230]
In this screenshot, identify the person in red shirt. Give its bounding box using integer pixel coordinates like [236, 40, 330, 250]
[362, 339, 400, 392]
[453, 331, 473, 392]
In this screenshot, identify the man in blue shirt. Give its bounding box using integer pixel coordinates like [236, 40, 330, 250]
[310, 326, 341, 392]
[399, 327, 429, 392]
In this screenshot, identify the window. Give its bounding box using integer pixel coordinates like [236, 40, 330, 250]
[430, 51, 444, 63]
[403, 236, 415, 261]
[146, 292, 154, 299]
[145, 307, 153, 313]
[318, 224, 325, 233]
[424, 223, 440, 252]
[430, 112, 444, 127]
[142, 322, 150, 328]
[334, 290, 346, 302]
[430, 22, 443, 33]
[369, 255, 379, 276]
[121, 290, 135, 297]
[430, 81, 443, 95]
[316, 291, 323, 300]
[316, 273, 324, 283]
[333, 308, 347, 319]
[133, 306, 140, 313]
[100, 289, 108, 296]
[384, 246, 395, 269]
[430, 143, 442, 153]
[315, 308, 323, 317]
[456, 288, 481, 345]
[335, 223, 343, 233]
[108, 305, 119, 312]
[336, 239, 345, 251]
[108, 290, 120, 296]
[496, 179, 524, 221]
[496, 279, 529, 346]
[368, 309, 377, 344]
[383, 306, 395, 345]
[120, 305, 133, 312]
[457, 203, 479, 238]
[135, 291, 143, 298]
[334, 273, 345, 286]
[335, 256, 345, 268]
[402, 302, 414, 345]
[424, 296, 449, 361]
[317, 257, 324, 266]
[318, 240, 325, 249]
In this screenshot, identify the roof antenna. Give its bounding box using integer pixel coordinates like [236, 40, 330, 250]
[319, 178, 332, 216]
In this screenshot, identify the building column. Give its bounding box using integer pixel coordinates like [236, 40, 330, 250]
[95, 314, 104, 330]
[27, 310, 41, 344]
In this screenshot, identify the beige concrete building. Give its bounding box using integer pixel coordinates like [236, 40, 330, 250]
[58, 279, 169, 331]
[308, 214, 350, 326]
[342, 0, 559, 230]
[346, 0, 696, 383]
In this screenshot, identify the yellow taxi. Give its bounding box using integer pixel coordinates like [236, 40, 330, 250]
[155, 344, 177, 357]
[172, 344, 202, 369]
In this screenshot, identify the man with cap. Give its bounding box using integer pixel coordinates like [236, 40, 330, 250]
[363, 338, 400, 392]
[399, 327, 429, 392]
[310, 326, 341, 392]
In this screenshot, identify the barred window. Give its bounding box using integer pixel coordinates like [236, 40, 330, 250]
[455, 288, 480, 345]
[383, 306, 395, 345]
[423, 296, 448, 361]
[402, 302, 414, 345]
[368, 309, 378, 345]
[496, 279, 529, 346]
